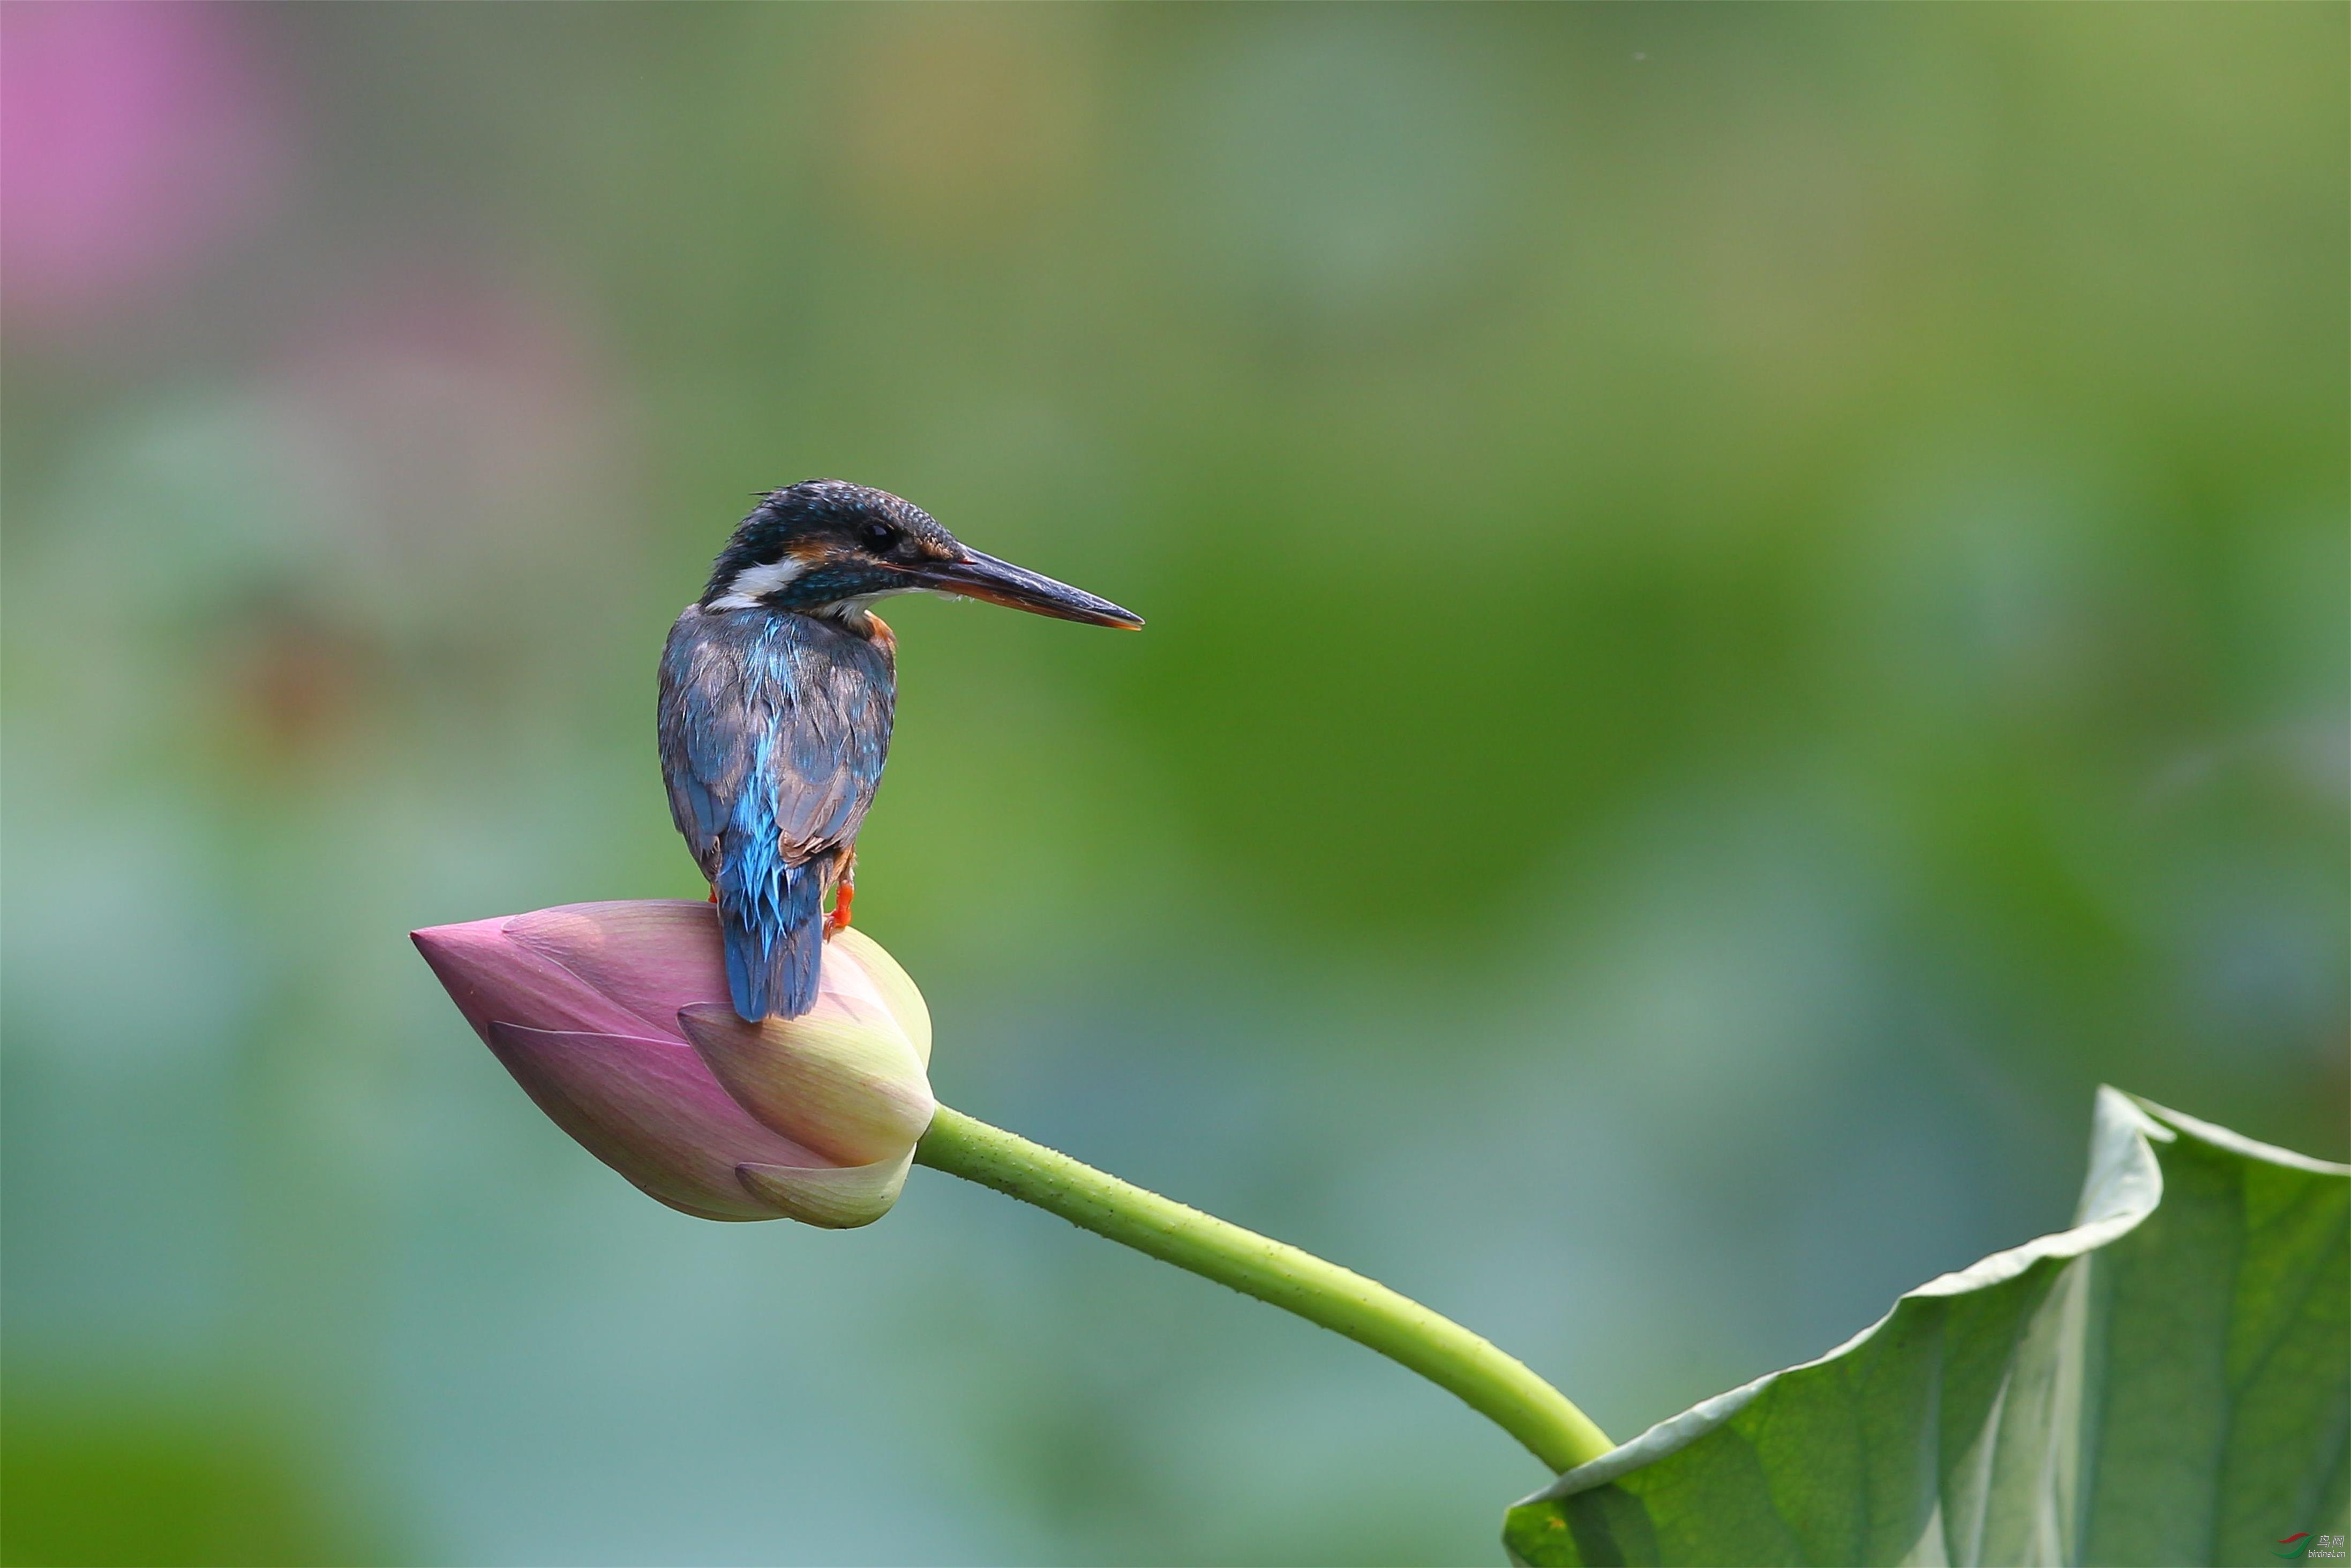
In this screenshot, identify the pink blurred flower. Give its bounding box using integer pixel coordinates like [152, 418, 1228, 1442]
[1, 2, 285, 324]
[414, 901, 935, 1227]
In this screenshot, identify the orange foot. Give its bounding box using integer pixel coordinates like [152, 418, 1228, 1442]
[828, 876, 854, 936]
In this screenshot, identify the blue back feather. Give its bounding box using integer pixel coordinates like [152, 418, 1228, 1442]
[715, 716, 824, 1018]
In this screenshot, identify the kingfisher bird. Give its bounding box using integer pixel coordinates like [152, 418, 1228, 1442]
[659, 479, 1142, 1021]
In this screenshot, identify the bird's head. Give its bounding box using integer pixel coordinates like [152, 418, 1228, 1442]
[700, 481, 1143, 630]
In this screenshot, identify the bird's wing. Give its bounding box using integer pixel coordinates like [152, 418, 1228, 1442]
[761, 616, 894, 864]
[658, 609, 741, 881]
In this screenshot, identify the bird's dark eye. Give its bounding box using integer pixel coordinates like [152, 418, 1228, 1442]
[861, 521, 899, 552]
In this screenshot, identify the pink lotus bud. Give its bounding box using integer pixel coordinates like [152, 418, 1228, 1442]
[412, 901, 934, 1228]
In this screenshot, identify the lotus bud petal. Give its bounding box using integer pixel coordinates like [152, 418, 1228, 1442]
[829, 927, 932, 1067]
[677, 1006, 935, 1167]
[736, 1154, 915, 1231]
[503, 901, 733, 1039]
[482, 1023, 818, 1222]
[412, 899, 938, 1229]
[412, 908, 662, 1044]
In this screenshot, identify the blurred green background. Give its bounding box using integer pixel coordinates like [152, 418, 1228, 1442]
[3, 5, 2343, 1564]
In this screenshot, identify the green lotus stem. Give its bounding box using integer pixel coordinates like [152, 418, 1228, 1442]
[914, 1105, 1614, 1474]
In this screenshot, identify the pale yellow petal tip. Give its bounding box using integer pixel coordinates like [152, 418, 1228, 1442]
[737, 1151, 916, 1229]
[827, 928, 934, 1067]
[679, 1004, 934, 1168]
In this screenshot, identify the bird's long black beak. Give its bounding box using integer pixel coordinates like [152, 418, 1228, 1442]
[908, 550, 1144, 629]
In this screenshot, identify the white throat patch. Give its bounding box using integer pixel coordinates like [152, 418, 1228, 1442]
[810, 586, 918, 622]
[708, 557, 807, 610]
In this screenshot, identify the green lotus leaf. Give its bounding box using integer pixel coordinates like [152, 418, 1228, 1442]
[1506, 1089, 2349, 1567]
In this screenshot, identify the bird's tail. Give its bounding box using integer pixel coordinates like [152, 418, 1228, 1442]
[717, 857, 825, 1021]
